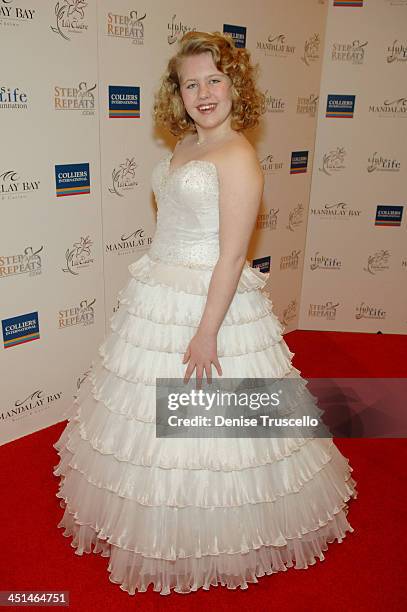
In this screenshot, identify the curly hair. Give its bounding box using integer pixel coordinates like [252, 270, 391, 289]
[152, 31, 265, 137]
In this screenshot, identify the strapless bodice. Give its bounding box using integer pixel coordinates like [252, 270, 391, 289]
[148, 151, 220, 269]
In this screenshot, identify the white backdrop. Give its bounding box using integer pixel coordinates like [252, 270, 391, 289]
[0, 0, 405, 445]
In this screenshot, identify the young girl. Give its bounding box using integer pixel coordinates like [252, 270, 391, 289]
[53, 30, 357, 596]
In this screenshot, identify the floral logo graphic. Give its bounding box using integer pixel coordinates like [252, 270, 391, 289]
[51, 0, 88, 41]
[109, 157, 138, 196]
[63, 235, 94, 275]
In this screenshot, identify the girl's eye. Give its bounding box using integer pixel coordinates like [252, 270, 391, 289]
[186, 79, 221, 89]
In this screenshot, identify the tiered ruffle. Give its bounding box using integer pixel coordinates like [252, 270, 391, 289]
[53, 252, 358, 595]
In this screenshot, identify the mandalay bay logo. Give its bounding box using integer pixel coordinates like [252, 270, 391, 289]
[260, 153, 284, 174]
[363, 250, 390, 275]
[107, 10, 146, 44]
[0, 0, 36, 27]
[108, 157, 139, 196]
[51, 0, 88, 41]
[256, 33, 296, 58]
[0, 246, 43, 279]
[105, 229, 153, 257]
[1, 388, 63, 423]
[301, 33, 320, 66]
[62, 235, 94, 275]
[369, 96, 407, 118]
[310, 201, 362, 219]
[319, 147, 347, 175]
[167, 14, 196, 45]
[0, 168, 40, 201]
[54, 81, 96, 115]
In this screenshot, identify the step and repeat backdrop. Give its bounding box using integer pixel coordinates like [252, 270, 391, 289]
[0, 0, 404, 445]
[299, 0, 407, 333]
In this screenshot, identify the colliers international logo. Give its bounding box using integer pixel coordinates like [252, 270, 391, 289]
[0, 246, 43, 279]
[256, 33, 296, 58]
[167, 14, 196, 45]
[375, 205, 403, 226]
[109, 86, 140, 118]
[54, 82, 97, 115]
[290, 151, 308, 174]
[252, 256, 271, 274]
[0, 168, 40, 201]
[223, 24, 246, 49]
[333, 0, 364, 6]
[0, 86, 29, 110]
[326, 94, 355, 118]
[2, 311, 40, 348]
[107, 10, 146, 44]
[55, 163, 90, 196]
[0, 0, 35, 26]
[50, 0, 89, 41]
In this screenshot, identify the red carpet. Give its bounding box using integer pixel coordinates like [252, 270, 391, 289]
[1, 330, 406, 611]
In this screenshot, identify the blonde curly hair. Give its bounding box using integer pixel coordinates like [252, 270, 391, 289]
[153, 31, 265, 137]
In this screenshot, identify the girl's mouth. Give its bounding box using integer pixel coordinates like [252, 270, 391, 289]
[196, 103, 217, 114]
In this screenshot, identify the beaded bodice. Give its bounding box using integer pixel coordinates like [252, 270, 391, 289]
[148, 151, 220, 269]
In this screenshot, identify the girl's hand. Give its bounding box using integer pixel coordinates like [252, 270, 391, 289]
[182, 330, 223, 388]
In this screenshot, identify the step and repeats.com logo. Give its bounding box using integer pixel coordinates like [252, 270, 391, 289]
[2, 311, 40, 349]
[55, 163, 90, 197]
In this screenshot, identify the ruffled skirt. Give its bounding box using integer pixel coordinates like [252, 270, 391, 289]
[53, 252, 358, 595]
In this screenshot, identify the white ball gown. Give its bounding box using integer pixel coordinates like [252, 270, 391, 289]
[53, 150, 358, 596]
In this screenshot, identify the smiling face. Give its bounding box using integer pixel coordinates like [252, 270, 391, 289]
[178, 51, 233, 130]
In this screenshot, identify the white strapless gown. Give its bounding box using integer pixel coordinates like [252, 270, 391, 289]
[53, 151, 358, 596]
